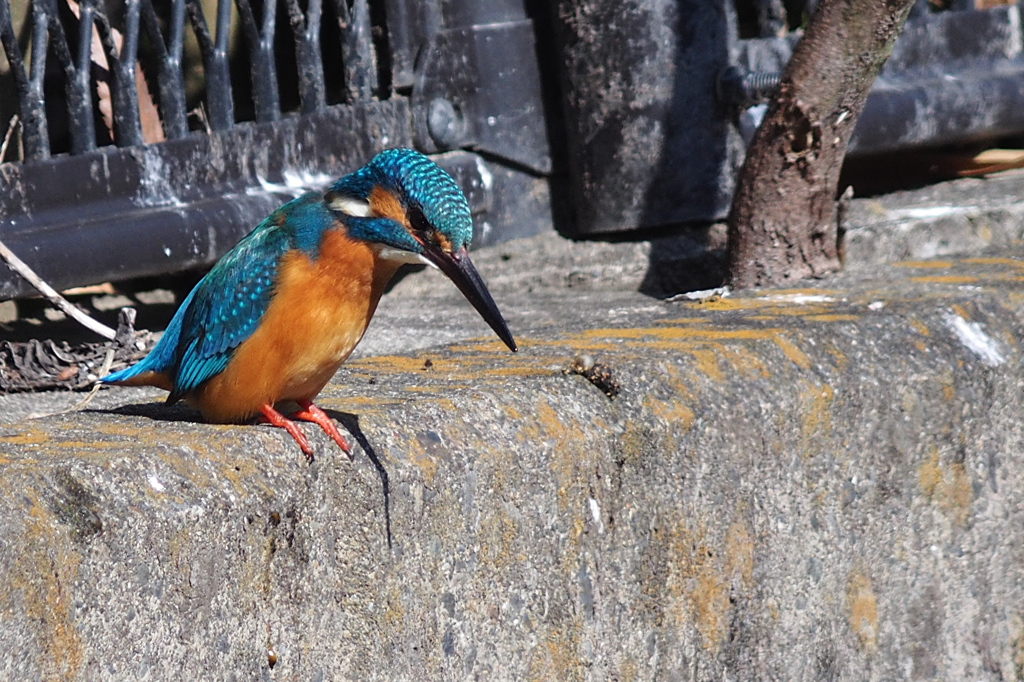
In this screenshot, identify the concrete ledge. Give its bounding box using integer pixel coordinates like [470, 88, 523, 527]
[2, 249, 1024, 679]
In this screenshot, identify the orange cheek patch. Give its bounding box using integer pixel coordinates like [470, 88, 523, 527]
[368, 185, 409, 226]
[433, 232, 452, 252]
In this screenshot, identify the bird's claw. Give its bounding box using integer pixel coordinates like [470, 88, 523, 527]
[257, 401, 353, 463]
[294, 400, 354, 461]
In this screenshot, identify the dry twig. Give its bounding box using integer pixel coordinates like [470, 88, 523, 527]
[0, 237, 117, 340]
[0, 113, 18, 165]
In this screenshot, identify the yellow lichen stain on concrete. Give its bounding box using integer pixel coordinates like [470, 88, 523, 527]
[404, 385, 470, 396]
[654, 518, 745, 653]
[323, 395, 404, 409]
[823, 342, 848, 371]
[719, 345, 770, 378]
[725, 522, 754, 586]
[687, 297, 765, 312]
[349, 354, 452, 375]
[919, 446, 972, 525]
[913, 340, 929, 353]
[685, 548, 728, 650]
[642, 364, 696, 431]
[516, 399, 592, 512]
[481, 366, 562, 378]
[404, 435, 440, 485]
[847, 569, 879, 653]
[582, 327, 784, 343]
[0, 429, 50, 448]
[687, 348, 725, 382]
[964, 256, 1024, 268]
[908, 319, 931, 337]
[690, 568, 730, 652]
[45, 441, 126, 455]
[436, 339, 518, 355]
[760, 287, 841, 298]
[7, 495, 85, 680]
[661, 363, 696, 403]
[441, 338, 523, 355]
[547, 409, 591, 512]
[773, 335, 812, 370]
[910, 275, 980, 285]
[528, 338, 625, 353]
[217, 450, 270, 494]
[643, 395, 695, 431]
[733, 304, 834, 318]
[895, 260, 954, 269]
[526, 627, 585, 682]
[799, 382, 835, 454]
[684, 288, 839, 314]
[1003, 290, 1024, 308]
[950, 303, 971, 320]
[656, 316, 708, 325]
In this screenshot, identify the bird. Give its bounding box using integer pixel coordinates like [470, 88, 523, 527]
[102, 148, 517, 460]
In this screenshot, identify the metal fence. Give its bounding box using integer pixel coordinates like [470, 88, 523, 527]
[1, 0, 1023, 298]
[0, 0, 554, 298]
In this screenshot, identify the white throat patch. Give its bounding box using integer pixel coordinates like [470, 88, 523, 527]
[328, 195, 373, 217]
[376, 247, 434, 267]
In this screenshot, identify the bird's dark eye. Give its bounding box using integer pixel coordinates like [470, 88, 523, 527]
[407, 205, 432, 236]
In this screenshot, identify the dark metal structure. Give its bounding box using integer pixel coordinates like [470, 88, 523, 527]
[1, 0, 1022, 298]
[0, 0, 552, 299]
[553, 0, 1024, 234]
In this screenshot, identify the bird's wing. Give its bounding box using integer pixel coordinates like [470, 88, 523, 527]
[167, 218, 291, 402]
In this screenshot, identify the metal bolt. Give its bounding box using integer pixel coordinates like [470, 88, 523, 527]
[427, 98, 469, 149]
[716, 66, 783, 108]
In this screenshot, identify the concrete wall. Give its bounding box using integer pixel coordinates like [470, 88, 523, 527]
[2, 252, 1023, 680]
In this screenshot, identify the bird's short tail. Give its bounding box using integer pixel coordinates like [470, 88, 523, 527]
[101, 357, 174, 391]
[101, 285, 196, 390]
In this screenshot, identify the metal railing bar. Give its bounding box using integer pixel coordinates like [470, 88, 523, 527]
[25, 0, 53, 159]
[37, 0, 95, 155]
[237, 0, 280, 122]
[0, 1, 45, 159]
[336, 0, 376, 102]
[93, 2, 143, 147]
[141, 0, 188, 139]
[286, 0, 325, 113]
[185, 0, 234, 130]
[69, 0, 98, 153]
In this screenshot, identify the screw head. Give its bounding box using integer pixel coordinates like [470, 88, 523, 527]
[427, 98, 469, 149]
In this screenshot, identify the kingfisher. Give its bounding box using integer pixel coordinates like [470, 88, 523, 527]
[103, 148, 517, 460]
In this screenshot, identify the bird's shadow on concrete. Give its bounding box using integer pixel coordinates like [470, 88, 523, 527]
[92, 400, 203, 423]
[327, 409, 393, 551]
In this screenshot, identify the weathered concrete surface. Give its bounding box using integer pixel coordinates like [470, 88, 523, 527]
[843, 169, 1024, 267]
[2, 239, 1024, 679]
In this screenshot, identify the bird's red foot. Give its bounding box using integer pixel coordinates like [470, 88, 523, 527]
[293, 400, 353, 461]
[257, 404, 315, 462]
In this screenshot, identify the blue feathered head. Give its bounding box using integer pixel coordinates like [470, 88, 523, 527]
[326, 148, 474, 254]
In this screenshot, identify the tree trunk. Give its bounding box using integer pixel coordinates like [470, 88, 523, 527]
[727, 0, 915, 288]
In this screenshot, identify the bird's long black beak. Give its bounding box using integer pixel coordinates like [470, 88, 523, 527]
[421, 245, 517, 352]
